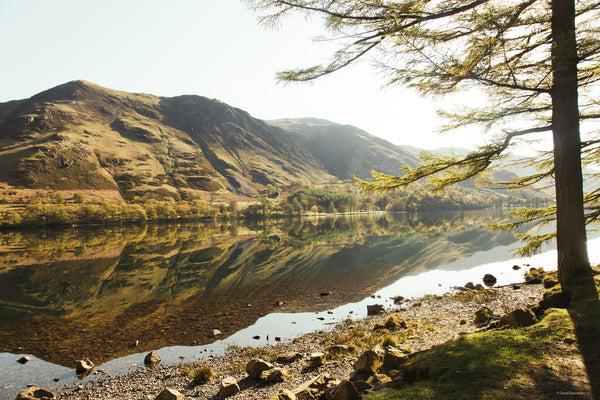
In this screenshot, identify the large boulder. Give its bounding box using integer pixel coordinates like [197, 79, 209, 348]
[246, 358, 273, 379]
[501, 309, 537, 328]
[219, 376, 240, 397]
[15, 387, 55, 400]
[354, 346, 384, 375]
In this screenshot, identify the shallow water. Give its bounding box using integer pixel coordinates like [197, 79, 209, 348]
[0, 210, 595, 399]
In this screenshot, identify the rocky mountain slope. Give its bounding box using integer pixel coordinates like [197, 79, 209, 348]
[0, 81, 332, 199]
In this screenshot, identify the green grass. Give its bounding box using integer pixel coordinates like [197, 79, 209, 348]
[449, 289, 500, 304]
[366, 303, 594, 400]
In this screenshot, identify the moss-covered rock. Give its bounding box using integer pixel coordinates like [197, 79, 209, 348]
[473, 306, 494, 326]
[524, 267, 544, 284]
[384, 314, 407, 330]
[354, 346, 384, 375]
[542, 272, 559, 289]
[541, 284, 570, 309]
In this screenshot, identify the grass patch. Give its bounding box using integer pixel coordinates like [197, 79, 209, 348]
[226, 344, 274, 360]
[450, 289, 500, 304]
[366, 307, 589, 400]
[179, 362, 215, 386]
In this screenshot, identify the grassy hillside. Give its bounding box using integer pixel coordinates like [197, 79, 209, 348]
[0, 81, 333, 199]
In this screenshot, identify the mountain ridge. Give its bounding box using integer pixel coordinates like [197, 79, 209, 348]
[0, 81, 548, 202]
[269, 117, 421, 180]
[0, 80, 333, 198]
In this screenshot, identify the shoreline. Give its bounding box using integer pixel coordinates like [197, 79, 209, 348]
[51, 282, 547, 399]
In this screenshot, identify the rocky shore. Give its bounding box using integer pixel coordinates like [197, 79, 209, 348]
[32, 278, 550, 400]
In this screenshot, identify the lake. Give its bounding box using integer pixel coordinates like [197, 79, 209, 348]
[1, 210, 598, 399]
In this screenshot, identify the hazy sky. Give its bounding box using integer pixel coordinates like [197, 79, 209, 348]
[1, 0, 499, 150]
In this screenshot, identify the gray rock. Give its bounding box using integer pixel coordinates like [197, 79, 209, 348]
[464, 282, 476, 290]
[367, 373, 392, 387]
[353, 380, 374, 392]
[17, 356, 31, 364]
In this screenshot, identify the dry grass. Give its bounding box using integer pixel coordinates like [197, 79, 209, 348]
[179, 362, 215, 386]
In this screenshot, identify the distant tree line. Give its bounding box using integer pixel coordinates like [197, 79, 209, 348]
[283, 188, 359, 215]
[0, 185, 548, 228]
[0, 194, 219, 228]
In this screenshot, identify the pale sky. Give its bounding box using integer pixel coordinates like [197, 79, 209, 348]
[0, 0, 508, 150]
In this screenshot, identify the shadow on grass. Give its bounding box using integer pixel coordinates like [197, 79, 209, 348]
[565, 269, 600, 400]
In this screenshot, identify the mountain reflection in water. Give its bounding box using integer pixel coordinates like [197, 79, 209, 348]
[0, 210, 516, 367]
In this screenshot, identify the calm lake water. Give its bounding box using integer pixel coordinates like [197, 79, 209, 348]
[1, 210, 598, 399]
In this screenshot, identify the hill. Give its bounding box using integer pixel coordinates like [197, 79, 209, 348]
[0, 81, 332, 199]
[269, 117, 421, 180]
[0, 81, 550, 208]
[269, 118, 548, 201]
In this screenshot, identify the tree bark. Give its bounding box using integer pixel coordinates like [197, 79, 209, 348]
[551, 0, 590, 285]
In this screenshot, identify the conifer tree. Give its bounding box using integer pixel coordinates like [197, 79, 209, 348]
[246, 0, 600, 287]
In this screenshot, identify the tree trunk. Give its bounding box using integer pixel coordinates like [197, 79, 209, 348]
[551, 0, 590, 286]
